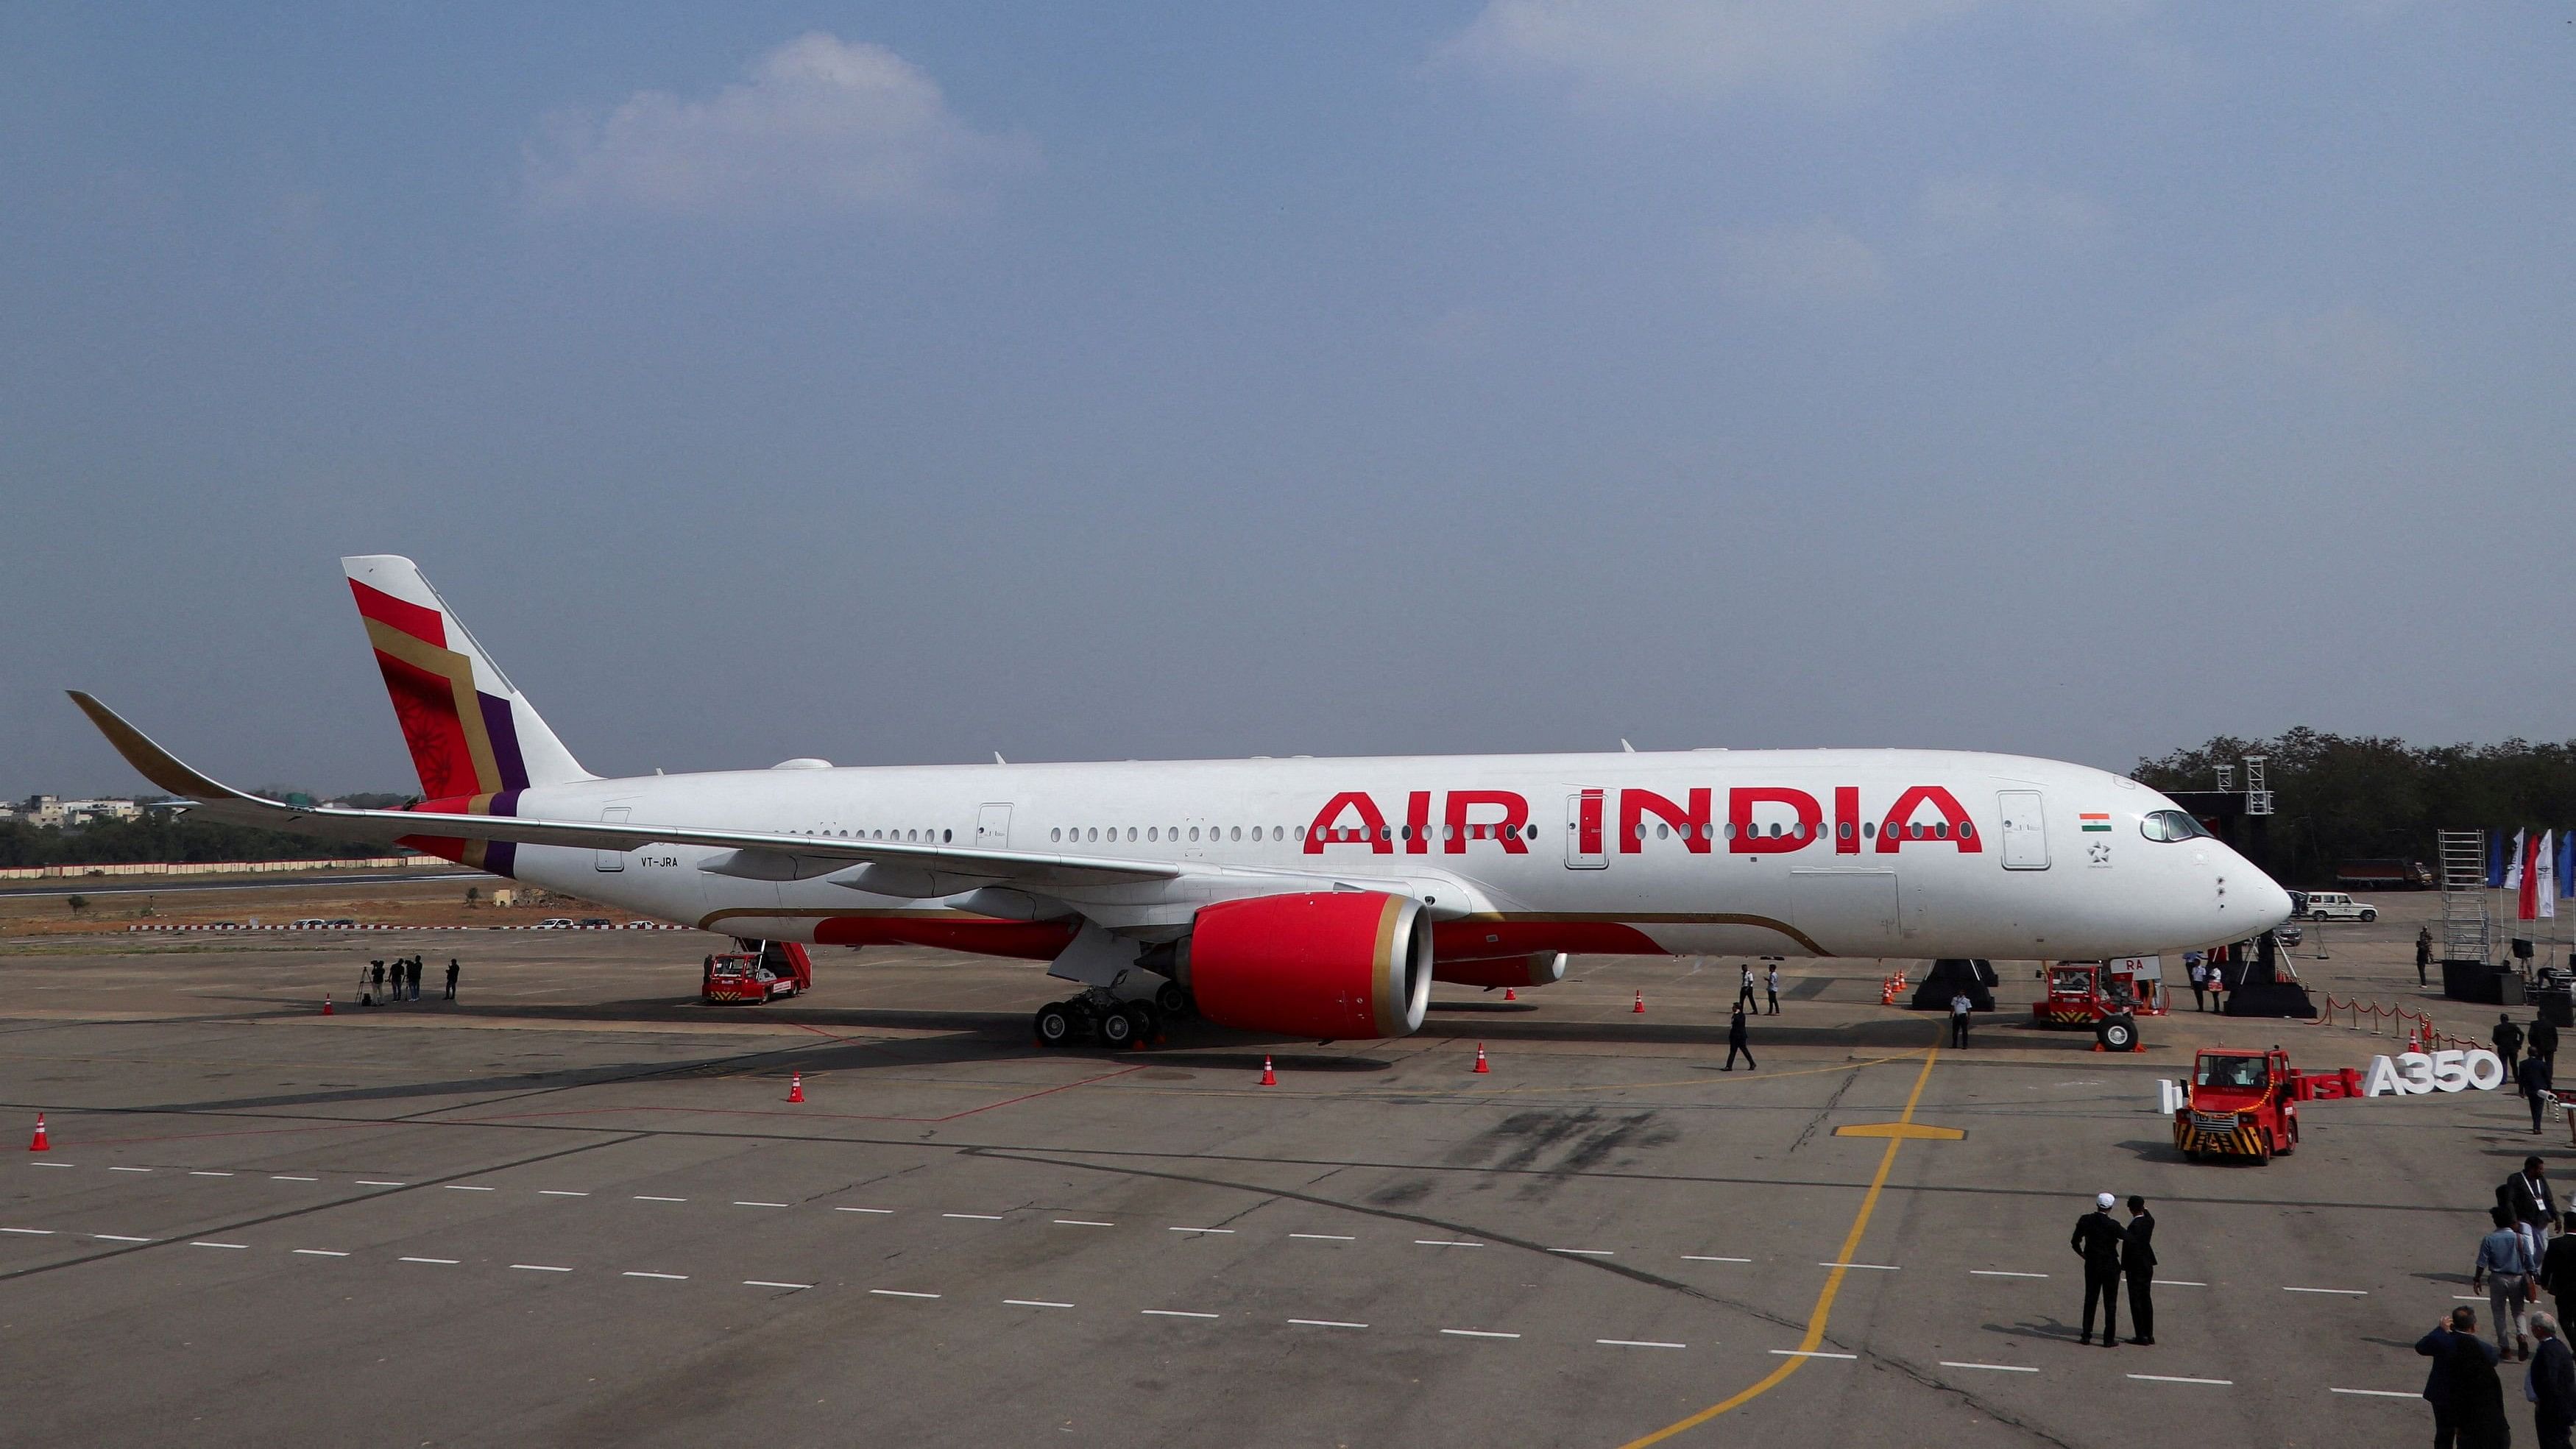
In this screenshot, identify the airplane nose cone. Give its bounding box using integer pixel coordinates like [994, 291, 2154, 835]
[2243, 868, 2294, 932]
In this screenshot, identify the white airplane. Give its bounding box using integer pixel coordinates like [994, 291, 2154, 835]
[71, 556, 2293, 1045]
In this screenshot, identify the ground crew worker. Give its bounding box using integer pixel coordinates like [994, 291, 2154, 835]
[2524, 1056, 2557, 1136]
[1765, 964, 1780, 1016]
[2419, 927, 2436, 987]
[1737, 966, 1758, 1014]
[2501, 1016, 2529, 1078]
[2187, 955, 2207, 1012]
[2539, 1016, 2563, 1072]
[1949, 991, 1972, 1049]
[2071, 1191, 2126, 1347]
[1722, 1004, 1755, 1071]
[445, 959, 460, 1000]
[2123, 1196, 2156, 1345]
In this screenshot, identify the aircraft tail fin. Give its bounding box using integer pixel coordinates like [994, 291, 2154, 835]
[342, 556, 592, 798]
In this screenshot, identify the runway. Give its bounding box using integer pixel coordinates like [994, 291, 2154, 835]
[0, 910, 2521, 1446]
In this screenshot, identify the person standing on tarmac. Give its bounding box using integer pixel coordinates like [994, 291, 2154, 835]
[1723, 1004, 1755, 1071]
[445, 959, 460, 1001]
[2535, 1311, 2576, 1449]
[2422, 1305, 2508, 1449]
[2477, 1204, 2538, 1361]
[1737, 966, 1759, 1014]
[2419, 927, 2436, 987]
[2536, 1014, 2563, 1073]
[2187, 955, 2207, 1012]
[370, 959, 387, 1004]
[1766, 964, 1780, 1016]
[2123, 1196, 2156, 1345]
[1949, 991, 1972, 1049]
[2544, 1213, 2576, 1328]
[2524, 1055, 2558, 1136]
[2501, 1016, 2530, 1079]
[2072, 1192, 2126, 1346]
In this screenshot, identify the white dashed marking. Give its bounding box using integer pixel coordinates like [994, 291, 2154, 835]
[1169, 1227, 1234, 1234]
[2127, 1374, 2232, 1386]
[1549, 1248, 1614, 1257]
[539, 1190, 587, 1197]
[2282, 1286, 2366, 1296]
[1005, 1299, 1074, 1308]
[1, 1227, 54, 1235]
[1442, 1329, 1521, 1339]
[943, 1214, 1003, 1221]
[189, 1171, 233, 1177]
[29, 1162, 75, 1169]
[744, 1280, 811, 1290]
[2329, 1388, 2416, 1399]
[836, 1207, 893, 1214]
[1416, 1240, 1482, 1248]
[93, 1234, 151, 1243]
[1941, 1361, 2039, 1373]
[1054, 1219, 1114, 1227]
[1598, 1339, 1685, 1349]
[1289, 1319, 1367, 1329]
[1970, 1270, 2048, 1279]
[109, 1167, 152, 1174]
[511, 1264, 573, 1272]
[2151, 1280, 2206, 1287]
[1142, 1309, 1218, 1319]
[733, 1201, 789, 1208]
[399, 1257, 459, 1265]
[189, 1241, 247, 1250]
[272, 1175, 318, 1182]
[442, 1185, 494, 1192]
[356, 1181, 406, 1188]
[1771, 1350, 1856, 1360]
[1290, 1233, 1356, 1241]
[871, 1289, 939, 1299]
[634, 1196, 684, 1203]
[291, 1249, 347, 1257]
[1819, 1262, 1898, 1271]
[623, 1272, 687, 1280]
[1683, 1255, 1750, 1263]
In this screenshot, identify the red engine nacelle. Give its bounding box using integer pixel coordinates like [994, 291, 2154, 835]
[1184, 891, 1432, 1040]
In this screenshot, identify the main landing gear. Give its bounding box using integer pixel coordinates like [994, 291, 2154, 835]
[1033, 985, 1186, 1050]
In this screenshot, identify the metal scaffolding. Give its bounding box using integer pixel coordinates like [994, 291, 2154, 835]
[2438, 829, 2492, 963]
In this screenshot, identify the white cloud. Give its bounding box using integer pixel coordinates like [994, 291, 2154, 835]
[1446, 0, 1994, 102]
[523, 33, 1034, 218]
[1716, 219, 1889, 302]
[1913, 175, 2106, 249]
[2159, 302, 2407, 391]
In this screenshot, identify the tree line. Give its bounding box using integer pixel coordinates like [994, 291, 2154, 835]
[2133, 727, 2576, 888]
[0, 815, 413, 869]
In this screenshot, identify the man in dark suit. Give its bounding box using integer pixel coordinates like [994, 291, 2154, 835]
[2123, 1195, 2157, 1345]
[2535, 1311, 2576, 1449]
[2512, 1158, 2560, 1248]
[2070, 1191, 2126, 1347]
[2424, 1305, 2502, 1449]
[2543, 1214, 2576, 1328]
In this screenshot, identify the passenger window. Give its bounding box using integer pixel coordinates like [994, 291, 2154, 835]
[1231, 826, 1242, 841]
[1958, 821, 1973, 838]
[1189, 827, 1200, 841]
[1051, 828, 1061, 842]
[1294, 826, 1305, 840]
[1933, 821, 1947, 839]
[1837, 821, 1852, 840]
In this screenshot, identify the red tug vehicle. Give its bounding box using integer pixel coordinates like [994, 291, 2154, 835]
[2167, 1044, 2368, 1164]
[2031, 961, 2149, 1052]
[700, 940, 812, 1005]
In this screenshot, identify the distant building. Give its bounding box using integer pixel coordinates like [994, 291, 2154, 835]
[19, 796, 143, 827]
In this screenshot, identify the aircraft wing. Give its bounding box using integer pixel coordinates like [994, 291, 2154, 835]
[66, 692, 1180, 890]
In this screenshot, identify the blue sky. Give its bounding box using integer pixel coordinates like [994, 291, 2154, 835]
[5, 3, 2571, 796]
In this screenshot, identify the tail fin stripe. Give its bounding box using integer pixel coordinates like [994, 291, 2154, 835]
[477, 692, 531, 793]
[349, 580, 447, 648]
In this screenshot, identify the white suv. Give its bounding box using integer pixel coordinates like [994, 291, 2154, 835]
[2300, 891, 2377, 923]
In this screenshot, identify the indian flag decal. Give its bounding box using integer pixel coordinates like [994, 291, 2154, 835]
[2079, 812, 2113, 832]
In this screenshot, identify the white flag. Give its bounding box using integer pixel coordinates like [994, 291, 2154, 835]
[2507, 829, 2528, 893]
[2541, 831, 2558, 920]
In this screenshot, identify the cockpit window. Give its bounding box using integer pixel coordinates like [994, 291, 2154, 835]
[2141, 809, 2212, 843]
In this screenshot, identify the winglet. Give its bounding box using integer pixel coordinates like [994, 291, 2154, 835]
[65, 692, 248, 802]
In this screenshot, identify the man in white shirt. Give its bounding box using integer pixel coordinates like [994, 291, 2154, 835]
[1950, 991, 1974, 1048]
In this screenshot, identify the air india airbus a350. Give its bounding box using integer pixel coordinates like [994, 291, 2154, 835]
[71, 556, 2294, 1046]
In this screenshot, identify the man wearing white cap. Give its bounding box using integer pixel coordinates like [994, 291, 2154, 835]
[2070, 1191, 2130, 1347]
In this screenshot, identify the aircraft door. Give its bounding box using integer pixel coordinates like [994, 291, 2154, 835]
[974, 803, 1011, 850]
[1998, 790, 2048, 870]
[595, 806, 630, 871]
[1565, 791, 1606, 869]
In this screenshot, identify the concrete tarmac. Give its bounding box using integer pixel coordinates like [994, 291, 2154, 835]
[0, 899, 2552, 1447]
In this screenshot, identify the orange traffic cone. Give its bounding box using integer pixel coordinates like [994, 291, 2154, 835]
[1503, 988, 1518, 1002]
[787, 1072, 804, 1103]
[29, 1114, 47, 1152]
[1259, 1055, 1276, 1087]
[1473, 1044, 1490, 1073]
[322, 994, 333, 1016]
[1633, 991, 1646, 1014]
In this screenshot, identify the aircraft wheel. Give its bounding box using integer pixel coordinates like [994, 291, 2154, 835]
[1120, 1002, 1157, 1049]
[1097, 1005, 1138, 1050]
[1156, 981, 1189, 1017]
[2096, 1014, 2138, 1052]
[1033, 1002, 1078, 1048]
